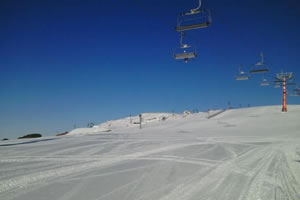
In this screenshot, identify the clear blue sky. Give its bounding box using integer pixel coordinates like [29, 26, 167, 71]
[1, 0, 300, 139]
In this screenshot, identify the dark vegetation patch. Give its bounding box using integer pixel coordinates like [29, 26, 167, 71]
[18, 133, 42, 139]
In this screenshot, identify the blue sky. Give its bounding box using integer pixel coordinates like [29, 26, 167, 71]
[1, 0, 300, 138]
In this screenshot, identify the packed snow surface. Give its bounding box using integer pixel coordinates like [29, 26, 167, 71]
[1, 105, 300, 200]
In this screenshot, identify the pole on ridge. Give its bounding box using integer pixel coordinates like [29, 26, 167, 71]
[282, 77, 287, 112]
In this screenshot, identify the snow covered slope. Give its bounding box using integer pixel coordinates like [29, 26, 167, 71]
[0, 105, 300, 200]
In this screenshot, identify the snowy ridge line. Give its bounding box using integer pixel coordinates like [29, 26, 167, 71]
[0, 142, 202, 195]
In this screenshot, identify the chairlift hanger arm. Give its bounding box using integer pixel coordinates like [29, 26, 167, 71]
[257, 53, 264, 65]
[179, 32, 189, 48]
[180, 32, 184, 46]
[190, 0, 202, 14]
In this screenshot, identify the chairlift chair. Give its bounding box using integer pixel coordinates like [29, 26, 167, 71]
[260, 80, 270, 86]
[250, 53, 269, 74]
[235, 65, 250, 80]
[274, 82, 281, 88]
[274, 84, 281, 88]
[287, 91, 300, 96]
[260, 74, 270, 86]
[286, 81, 296, 86]
[176, 9, 212, 32]
[294, 86, 300, 92]
[174, 32, 197, 63]
[176, 0, 211, 32]
[174, 49, 197, 63]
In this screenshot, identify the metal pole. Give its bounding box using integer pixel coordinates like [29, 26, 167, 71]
[139, 114, 142, 129]
[282, 77, 287, 112]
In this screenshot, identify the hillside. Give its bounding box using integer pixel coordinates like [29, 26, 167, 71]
[0, 105, 300, 200]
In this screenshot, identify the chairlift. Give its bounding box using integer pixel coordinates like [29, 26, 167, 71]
[286, 81, 296, 86]
[287, 91, 300, 96]
[260, 74, 270, 86]
[294, 86, 300, 92]
[274, 79, 284, 84]
[176, 0, 212, 32]
[174, 32, 197, 63]
[250, 53, 269, 74]
[274, 83, 281, 88]
[235, 65, 250, 80]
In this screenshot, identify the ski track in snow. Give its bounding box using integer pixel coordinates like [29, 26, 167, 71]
[0, 106, 300, 200]
[0, 141, 204, 198]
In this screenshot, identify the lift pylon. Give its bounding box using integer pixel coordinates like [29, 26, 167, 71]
[276, 72, 293, 112]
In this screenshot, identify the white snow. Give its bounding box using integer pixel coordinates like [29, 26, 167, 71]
[0, 105, 300, 200]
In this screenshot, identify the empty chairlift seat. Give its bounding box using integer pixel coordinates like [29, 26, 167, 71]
[235, 65, 250, 81]
[236, 75, 249, 81]
[176, 9, 212, 32]
[174, 47, 197, 63]
[174, 31, 197, 63]
[260, 74, 270, 86]
[260, 80, 270, 86]
[250, 53, 269, 74]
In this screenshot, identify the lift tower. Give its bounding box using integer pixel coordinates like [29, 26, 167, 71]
[275, 72, 293, 112]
